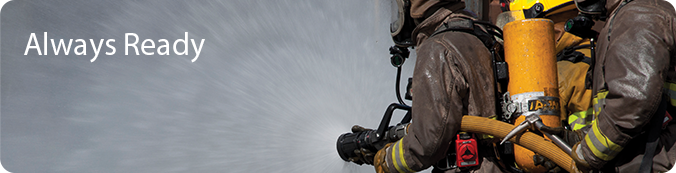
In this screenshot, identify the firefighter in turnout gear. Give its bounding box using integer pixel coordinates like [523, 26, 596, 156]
[371, 0, 508, 172]
[548, 0, 676, 171]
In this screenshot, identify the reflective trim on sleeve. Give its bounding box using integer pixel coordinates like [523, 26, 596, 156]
[664, 82, 676, 107]
[391, 139, 415, 173]
[592, 90, 609, 117]
[584, 120, 623, 161]
[568, 108, 594, 130]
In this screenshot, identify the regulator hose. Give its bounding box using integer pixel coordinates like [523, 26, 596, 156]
[460, 116, 575, 172]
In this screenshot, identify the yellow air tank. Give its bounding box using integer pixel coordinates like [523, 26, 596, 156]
[503, 19, 560, 173]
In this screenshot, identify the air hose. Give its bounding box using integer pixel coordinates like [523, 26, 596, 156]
[460, 116, 575, 172]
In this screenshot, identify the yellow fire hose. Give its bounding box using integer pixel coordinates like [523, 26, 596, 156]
[460, 116, 575, 172]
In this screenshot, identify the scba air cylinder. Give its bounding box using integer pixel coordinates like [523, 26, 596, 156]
[503, 19, 560, 173]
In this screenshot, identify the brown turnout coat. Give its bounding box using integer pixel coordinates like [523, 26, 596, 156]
[382, 5, 505, 173]
[577, 0, 676, 171]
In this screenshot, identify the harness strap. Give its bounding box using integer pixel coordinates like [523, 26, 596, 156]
[431, 17, 503, 51]
[556, 45, 593, 64]
[638, 94, 667, 173]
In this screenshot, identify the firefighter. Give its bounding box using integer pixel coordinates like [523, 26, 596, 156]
[542, 0, 676, 172]
[354, 0, 507, 172]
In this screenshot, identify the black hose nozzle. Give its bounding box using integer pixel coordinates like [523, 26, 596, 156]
[336, 123, 408, 161]
[337, 103, 410, 162]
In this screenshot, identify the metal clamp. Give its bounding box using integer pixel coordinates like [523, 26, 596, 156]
[500, 113, 540, 145]
[500, 113, 573, 155]
[501, 92, 518, 120]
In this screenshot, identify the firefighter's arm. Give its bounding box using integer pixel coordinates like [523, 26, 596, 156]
[576, 7, 672, 169]
[379, 41, 467, 173]
[374, 143, 392, 173]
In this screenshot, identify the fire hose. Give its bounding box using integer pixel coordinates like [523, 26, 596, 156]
[337, 106, 575, 172]
[337, 115, 575, 172]
[460, 116, 575, 172]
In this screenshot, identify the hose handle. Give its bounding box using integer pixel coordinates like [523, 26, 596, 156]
[375, 103, 411, 141]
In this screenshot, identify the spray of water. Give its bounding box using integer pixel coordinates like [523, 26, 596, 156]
[1, 0, 424, 172]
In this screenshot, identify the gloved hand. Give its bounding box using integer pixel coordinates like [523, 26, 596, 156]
[533, 154, 562, 173]
[569, 142, 592, 173]
[349, 125, 377, 165]
[538, 126, 592, 173]
[350, 147, 376, 165]
[374, 143, 392, 173]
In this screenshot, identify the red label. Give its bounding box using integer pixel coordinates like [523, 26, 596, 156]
[456, 134, 479, 167]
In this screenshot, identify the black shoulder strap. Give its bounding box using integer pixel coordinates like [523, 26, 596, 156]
[557, 45, 593, 65]
[431, 17, 509, 120]
[638, 94, 668, 173]
[431, 17, 503, 52]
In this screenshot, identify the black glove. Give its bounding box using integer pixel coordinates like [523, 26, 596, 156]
[348, 125, 377, 165]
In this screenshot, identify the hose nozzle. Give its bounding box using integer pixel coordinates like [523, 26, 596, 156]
[336, 123, 408, 161]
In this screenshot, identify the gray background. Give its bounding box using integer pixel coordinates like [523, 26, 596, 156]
[1, 0, 420, 172]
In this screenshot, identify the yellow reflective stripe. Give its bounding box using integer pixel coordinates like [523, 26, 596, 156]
[568, 108, 594, 130]
[592, 90, 609, 116]
[584, 121, 623, 161]
[391, 140, 403, 173]
[568, 112, 581, 130]
[568, 114, 579, 123]
[391, 140, 414, 173]
[664, 82, 676, 107]
[397, 140, 415, 173]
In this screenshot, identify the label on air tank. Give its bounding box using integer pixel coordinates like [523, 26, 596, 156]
[510, 92, 560, 116]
